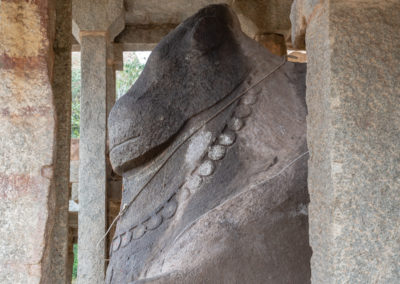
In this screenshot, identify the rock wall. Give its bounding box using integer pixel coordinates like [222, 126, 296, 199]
[0, 0, 71, 283]
[291, 0, 400, 282]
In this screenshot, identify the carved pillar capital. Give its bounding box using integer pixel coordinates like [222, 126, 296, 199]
[72, 0, 125, 43]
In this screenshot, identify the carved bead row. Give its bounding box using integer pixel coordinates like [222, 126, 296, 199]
[111, 82, 261, 254]
[182, 85, 259, 196]
[110, 195, 178, 254]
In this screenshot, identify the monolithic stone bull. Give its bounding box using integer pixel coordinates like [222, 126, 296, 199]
[107, 4, 311, 283]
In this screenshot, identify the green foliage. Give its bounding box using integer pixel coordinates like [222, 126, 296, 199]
[70, 52, 145, 138]
[116, 53, 145, 99]
[72, 243, 78, 279]
[71, 58, 81, 138]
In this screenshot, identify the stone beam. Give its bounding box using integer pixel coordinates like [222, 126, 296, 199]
[231, 0, 294, 38]
[291, 0, 400, 282]
[72, 0, 125, 282]
[72, 25, 177, 52]
[66, 230, 75, 284]
[72, 0, 297, 52]
[0, 0, 71, 283]
[115, 24, 177, 51]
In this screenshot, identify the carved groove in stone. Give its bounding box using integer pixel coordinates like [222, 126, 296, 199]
[112, 236, 121, 252]
[121, 231, 132, 248]
[132, 225, 146, 240]
[180, 188, 191, 200]
[161, 199, 178, 219]
[146, 214, 163, 230]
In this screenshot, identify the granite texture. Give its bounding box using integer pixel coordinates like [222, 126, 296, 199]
[0, 0, 70, 283]
[289, 0, 319, 50]
[304, 0, 400, 283]
[72, 0, 124, 40]
[43, 0, 72, 283]
[123, 0, 294, 39]
[77, 35, 108, 283]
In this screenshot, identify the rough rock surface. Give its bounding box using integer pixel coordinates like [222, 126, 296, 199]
[0, 0, 71, 283]
[107, 5, 310, 283]
[300, 0, 400, 283]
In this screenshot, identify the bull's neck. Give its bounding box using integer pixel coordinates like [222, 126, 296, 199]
[108, 56, 303, 258]
[114, 74, 252, 235]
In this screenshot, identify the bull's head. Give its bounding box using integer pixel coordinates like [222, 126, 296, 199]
[108, 4, 250, 175]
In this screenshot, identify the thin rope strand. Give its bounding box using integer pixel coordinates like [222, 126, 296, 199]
[254, 151, 309, 187]
[97, 204, 128, 247]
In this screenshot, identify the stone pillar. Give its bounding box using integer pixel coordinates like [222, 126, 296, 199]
[0, 0, 71, 283]
[106, 46, 123, 259]
[44, 0, 73, 283]
[78, 34, 109, 283]
[72, 1, 124, 282]
[254, 33, 287, 56]
[66, 229, 75, 284]
[291, 0, 400, 283]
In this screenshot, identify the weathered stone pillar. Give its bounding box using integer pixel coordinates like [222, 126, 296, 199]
[291, 0, 400, 283]
[45, 0, 73, 283]
[66, 229, 75, 284]
[0, 0, 71, 283]
[106, 45, 123, 259]
[78, 36, 109, 282]
[72, 1, 124, 282]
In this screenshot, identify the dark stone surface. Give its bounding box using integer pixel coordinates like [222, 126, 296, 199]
[107, 4, 310, 283]
[108, 5, 249, 174]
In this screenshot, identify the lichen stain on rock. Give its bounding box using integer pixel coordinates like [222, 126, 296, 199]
[40, 165, 53, 179]
[0, 54, 45, 70]
[0, 1, 47, 57]
[0, 66, 53, 107]
[0, 173, 47, 201]
[0, 0, 50, 55]
[0, 105, 52, 118]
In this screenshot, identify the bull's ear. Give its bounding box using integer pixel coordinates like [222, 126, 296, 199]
[192, 16, 228, 52]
